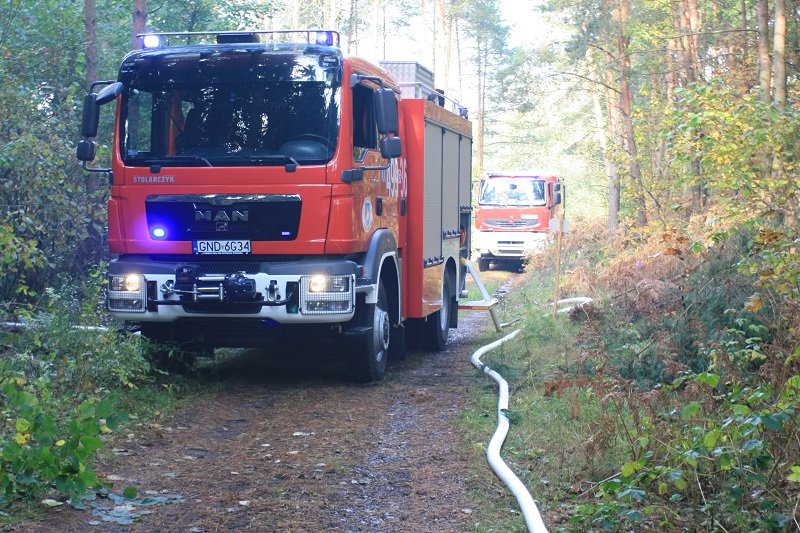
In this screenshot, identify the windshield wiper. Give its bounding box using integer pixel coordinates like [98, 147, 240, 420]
[143, 156, 213, 167]
[213, 155, 300, 172]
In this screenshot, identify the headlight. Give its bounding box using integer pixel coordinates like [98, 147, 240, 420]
[300, 274, 354, 314]
[125, 274, 142, 292]
[108, 274, 146, 313]
[308, 274, 350, 293]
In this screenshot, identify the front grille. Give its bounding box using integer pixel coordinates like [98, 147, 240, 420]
[485, 218, 538, 228]
[193, 262, 261, 275]
[145, 194, 302, 241]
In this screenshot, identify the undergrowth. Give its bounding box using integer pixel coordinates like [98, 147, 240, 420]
[463, 215, 800, 532]
[0, 270, 153, 513]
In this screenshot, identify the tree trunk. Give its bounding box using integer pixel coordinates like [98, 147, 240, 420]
[84, 0, 97, 87]
[434, 0, 448, 92]
[758, 0, 771, 103]
[772, 0, 786, 109]
[686, 0, 701, 81]
[597, 83, 620, 229]
[132, 0, 146, 50]
[615, 0, 647, 226]
[475, 38, 485, 175]
[590, 46, 620, 229]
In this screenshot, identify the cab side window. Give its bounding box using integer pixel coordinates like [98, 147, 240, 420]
[352, 83, 377, 161]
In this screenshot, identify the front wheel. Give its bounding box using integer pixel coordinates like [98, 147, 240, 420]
[348, 284, 391, 383]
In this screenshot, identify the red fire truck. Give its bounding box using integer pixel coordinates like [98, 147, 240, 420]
[77, 30, 472, 382]
[472, 172, 561, 271]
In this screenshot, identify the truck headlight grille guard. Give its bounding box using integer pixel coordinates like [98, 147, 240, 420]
[108, 274, 147, 313]
[299, 274, 355, 314]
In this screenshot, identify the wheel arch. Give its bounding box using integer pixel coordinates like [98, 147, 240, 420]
[379, 258, 401, 326]
[361, 229, 401, 325]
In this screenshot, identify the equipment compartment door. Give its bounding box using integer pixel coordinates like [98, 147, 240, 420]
[423, 121, 443, 263]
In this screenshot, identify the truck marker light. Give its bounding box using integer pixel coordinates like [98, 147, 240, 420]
[151, 226, 167, 239]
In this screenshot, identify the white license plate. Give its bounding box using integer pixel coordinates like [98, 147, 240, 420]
[193, 240, 251, 255]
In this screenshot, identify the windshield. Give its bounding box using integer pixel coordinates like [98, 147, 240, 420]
[118, 46, 341, 167]
[478, 178, 547, 206]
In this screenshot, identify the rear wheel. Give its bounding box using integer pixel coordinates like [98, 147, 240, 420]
[348, 283, 390, 383]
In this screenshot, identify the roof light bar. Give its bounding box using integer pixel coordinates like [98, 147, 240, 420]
[137, 29, 340, 48]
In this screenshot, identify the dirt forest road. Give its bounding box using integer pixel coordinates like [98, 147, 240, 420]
[18, 302, 502, 532]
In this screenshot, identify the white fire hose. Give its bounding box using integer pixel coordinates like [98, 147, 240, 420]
[1, 321, 109, 332]
[471, 329, 549, 533]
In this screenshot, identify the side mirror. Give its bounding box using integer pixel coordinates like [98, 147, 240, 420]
[374, 88, 399, 135]
[76, 138, 97, 162]
[554, 182, 563, 205]
[380, 136, 401, 159]
[76, 80, 121, 173]
[81, 93, 99, 138]
[96, 81, 124, 105]
[80, 82, 123, 141]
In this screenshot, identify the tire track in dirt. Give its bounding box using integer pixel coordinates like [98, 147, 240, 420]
[17, 302, 497, 532]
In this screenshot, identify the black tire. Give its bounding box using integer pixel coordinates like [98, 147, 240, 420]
[420, 276, 452, 352]
[348, 284, 391, 383]
[478, 257, 491, 272]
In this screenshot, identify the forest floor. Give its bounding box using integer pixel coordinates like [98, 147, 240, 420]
[14, 273, 517, 532]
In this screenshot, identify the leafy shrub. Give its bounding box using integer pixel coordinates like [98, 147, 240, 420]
[2, 277, 151, 394]
[0, 278, 148, 508]
[0, 379, 126, 506]
[570, 372, 800, 531]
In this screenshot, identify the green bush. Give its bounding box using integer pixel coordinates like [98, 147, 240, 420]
[0, 278, 149, 508]
[2, 277, 151, 393]
[0, 379, 126, 506]
[569, 372, 800, 531]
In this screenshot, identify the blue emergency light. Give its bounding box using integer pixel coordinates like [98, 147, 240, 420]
[315, 31, 335, 46]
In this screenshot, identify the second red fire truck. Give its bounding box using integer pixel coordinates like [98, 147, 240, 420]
[472, 172, 562, 271]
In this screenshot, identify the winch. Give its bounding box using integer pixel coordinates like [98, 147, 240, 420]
[165, 266, 258, 303]
[158, 266, 292, 307]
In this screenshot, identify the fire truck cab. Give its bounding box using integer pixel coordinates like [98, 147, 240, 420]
[77, 30, 473, 382]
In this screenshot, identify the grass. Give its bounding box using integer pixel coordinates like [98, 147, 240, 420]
[463, 265, 515, 302]
[459, 253, 628, 532]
